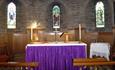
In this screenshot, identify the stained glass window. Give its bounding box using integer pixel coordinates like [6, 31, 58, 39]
[52, 5, 60, 29]
[7, 2, 16, 29]
[95, 1, 105, 28]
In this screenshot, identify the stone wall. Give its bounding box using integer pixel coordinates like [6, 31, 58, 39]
[0, 0, 114, 33]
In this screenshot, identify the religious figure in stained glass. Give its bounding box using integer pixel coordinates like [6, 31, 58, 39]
[7, 2, 16, 29]
[52, 5, 60, 28]
[96, 1, 105, 28]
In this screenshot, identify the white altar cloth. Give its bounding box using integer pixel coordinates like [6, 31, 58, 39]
[27, 41, 87, 46]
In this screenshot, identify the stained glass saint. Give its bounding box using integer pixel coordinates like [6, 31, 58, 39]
[52, 5, 60, 28]
[96, 1, 105, 28]
[7, 2, 16, 29]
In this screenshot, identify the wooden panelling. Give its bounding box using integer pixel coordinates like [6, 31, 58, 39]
[0, 33, 8, 45]
[82, 32, 98, 45]
[12, 33, 30, 61]
[0, 28, 114, 61]
[12, 33, 29, 53]
[98, 32, 114, 46]
[0, 33, 9, 62]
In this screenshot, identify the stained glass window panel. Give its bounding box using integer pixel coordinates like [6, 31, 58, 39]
[96, 1, 105, 28]
[7, 2, 16, 29]
[52, 5, 60, 28]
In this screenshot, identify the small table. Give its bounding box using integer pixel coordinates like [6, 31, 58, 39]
[90, 43, 110, 60]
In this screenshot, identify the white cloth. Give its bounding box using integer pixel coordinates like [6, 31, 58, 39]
[26, 41, 87, 47]
[90, 43, 110, 61]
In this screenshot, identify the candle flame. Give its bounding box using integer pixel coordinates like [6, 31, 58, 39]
[31, 21, 37, 28]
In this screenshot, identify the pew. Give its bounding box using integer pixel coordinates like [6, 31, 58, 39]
[73, 58, 115, 70]
[0, 62, 38, 70]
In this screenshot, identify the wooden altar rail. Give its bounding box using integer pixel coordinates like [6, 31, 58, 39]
[73, 61, 115, 66]
[73, 58, 115, 70]
[73, 58, 107, 63]
[0, 62, 38, 70]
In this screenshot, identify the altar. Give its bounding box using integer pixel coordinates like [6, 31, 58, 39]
[26, 42, 87, 70]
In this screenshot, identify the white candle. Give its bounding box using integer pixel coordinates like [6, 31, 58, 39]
[65, 34, 69, 42]
[79, 24, 81, 41]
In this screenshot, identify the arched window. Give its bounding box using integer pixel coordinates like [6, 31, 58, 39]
[7, 2, 16, 29]
[52, 5, 60, 29]
[95, 1, 105, 28]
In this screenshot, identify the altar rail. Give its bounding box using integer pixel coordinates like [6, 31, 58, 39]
[73, 58, 115, 70]
[73, 58, 107, 63]
[0, 62, 38, 70]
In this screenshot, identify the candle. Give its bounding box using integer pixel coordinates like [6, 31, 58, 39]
[65, 33, 69, 43]
[65, 34, 69, 42]
[79, 24, 81, 41]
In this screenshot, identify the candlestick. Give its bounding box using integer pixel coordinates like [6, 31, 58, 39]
[31, 28, 33, 41]
[79, 24, 81, 41]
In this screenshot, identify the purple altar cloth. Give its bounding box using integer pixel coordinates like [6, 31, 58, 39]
[26, 44, 87, 70]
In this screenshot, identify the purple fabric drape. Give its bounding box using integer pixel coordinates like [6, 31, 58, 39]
[26, 45, 87, 70]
